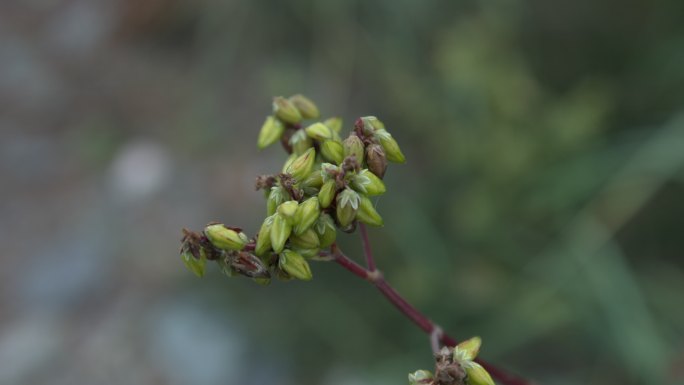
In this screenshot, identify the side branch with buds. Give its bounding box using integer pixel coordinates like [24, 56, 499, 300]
[179, 95, 533, 385]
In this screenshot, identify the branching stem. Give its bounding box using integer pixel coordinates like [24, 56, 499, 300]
[331, 245, 532, 385]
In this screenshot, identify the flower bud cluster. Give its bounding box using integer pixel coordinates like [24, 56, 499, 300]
[408, 337, 495, 385]
[181, 95, 405, 284]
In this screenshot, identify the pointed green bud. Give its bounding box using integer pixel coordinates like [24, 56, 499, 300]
[301, 169, 323, 189]
[289, 129, 313, 155]
[267, 186, 290, 216]
[181, 248, 206, 277]
[320, 140, 345, 164]
[279, 249, 313, 281]
[336, 188, 360, 227]
[255, 215, 275, 257]
[375, 129, 405, 163]
[366, 143, 388, 178]
[359, 169, 385, 196]
[324, 116, 343, 133]
[315, 213, 337, 247]
[318, 180, 336, 208]
[286, 147, 316, 181]
[289, 228, 320, 249]
[273, 96, 302, 124]
[294, 197, 320, 235]
[343, 134, 365, 163]
[270, 213, 292, 253]
[289, 94, 319, 119]
[463, 362, 495, 385]
[361, 116, 385, 133]
[257, 116, 285, 149]
[408, 369, 433, 385]
[291, 247, 320, 259]
[304, 122, 334, 141]
[204, 224, 248, 251]
[282, 153, 297, 173]
[277, 200, 299, 223]
[356, 195, 383, 226]
[454, 336, 482, 362]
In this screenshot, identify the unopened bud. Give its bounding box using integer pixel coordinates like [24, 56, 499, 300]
[282, 153, 297, 173]
[374, 129, 405, 163]
[286, 147, 316, 181]
[343, 134, 365, 164]
[277, 200, 299, 223]
[293, 197, 320, 235]
[408, 370, 434, 385]
[279, 249, 313, 281]
[315, 213, 337, 248]
[289, 94, 320, 119]
[180, 247, 206, 277]
[320, 140, 345, 164]
[301, 169, 323, 189]
[291, 247, 320, 259]
[359, 169, 386, 196]
[463, 362, 495, 385]
[255, 215, 275, 257]
[356, 195, 383, 226]
[361, 116, 385, 132]
[366, 143, 388, 178]
[204, 224, 248, 251]
[273, 96, 302, 124]
[336, 188, 360, 227]
[324, 116, 343, 133]
[454, 336, 481, 362]
[257, 116, 285, 149]
[320, 163, 340, 182]
[232, 251, 270, 279]
[267, 186, 290, 216]
[289, 129, 313, 155]
[289, 228, 320, 250]
[270, 213, 292, 253]
[304, 122, 334, 141]
[318, 180, 336, 208]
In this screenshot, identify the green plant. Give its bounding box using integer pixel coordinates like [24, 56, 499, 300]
[179, 95, 532, 385]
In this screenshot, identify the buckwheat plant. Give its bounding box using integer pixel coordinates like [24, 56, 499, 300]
[179, 95, 533, 385]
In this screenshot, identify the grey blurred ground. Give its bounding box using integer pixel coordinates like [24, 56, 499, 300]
[1, 1, 684, 384]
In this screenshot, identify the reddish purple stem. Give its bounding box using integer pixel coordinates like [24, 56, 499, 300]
[332, 247, 533, 385]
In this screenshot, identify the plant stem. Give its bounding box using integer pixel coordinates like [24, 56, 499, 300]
[358, 223, 377, 271]
[331, 246, 533, 385]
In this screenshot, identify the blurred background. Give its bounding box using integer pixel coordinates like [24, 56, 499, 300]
[2, 0, 684, 384]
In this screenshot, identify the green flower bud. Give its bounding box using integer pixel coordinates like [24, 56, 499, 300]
[320, 163, 340, 182]
[291, 247, 320, 259]
[204, 224, 248, 251]
[257, 116, 285, 149]
[304, 122, 334, 141]
[408, 369, 433, 385]
[270, 213, 292, 253]
[267, 186, 290, 216]
[286, 147, 316, 181]
[454, 336, 481, 362]
[255, 215, 275, 257]
[343, 134, 365, 164]
[315, 213, 337, 248]
[279, 249, 313, 281]
[181, 248, 206, 277]
[318, 180, 336, 208]
[336, 188, 360, 227]
[463, 362, 495, 385]
[289, 94, 320, 119]
[352, 168, 386, 197]
[277, 200, 299, 223]
[301, 169, 323, 189]
[281, 153, 297, 173]
[289, 129, 313, 155]
[324, 116, 343, 133]
[356, 195, 383, 226]
[294, 197, 320, 235]
[273, 96, 302, 124]
[366, 143, 388, 178]
[289, 228, 320, 249]
[361, 116, 385, 133]
[320, 140, 345, 164]
[374, 129, 405, 163]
